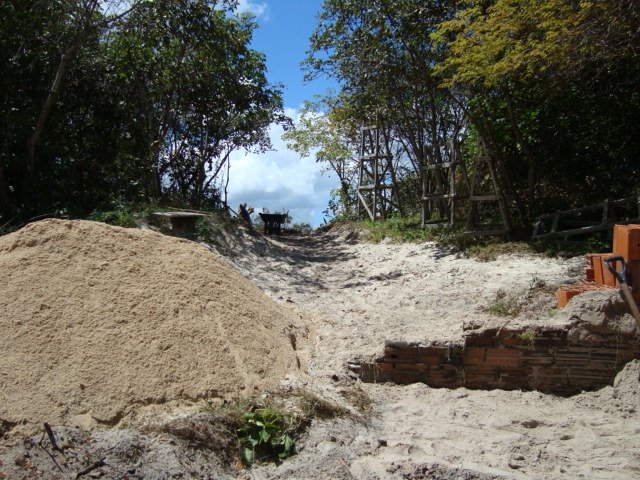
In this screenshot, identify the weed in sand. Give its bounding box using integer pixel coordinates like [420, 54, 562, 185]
[89, 201, 160, 228]
[159, 387, 369, 468]
[482, 293, 522, 317]
[198, 398, 301, 466]
[236, 407, 296, 465]
[466, 242, 536, 262]
[295, 390, 353, 420]
[338, 387, 373, 415]
[517, 328, 538, 345]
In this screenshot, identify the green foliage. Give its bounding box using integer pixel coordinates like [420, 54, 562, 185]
[194, 387, 369, 467]
[359, 216, 437, 243]
[304, 0, 467, 221]
[433, 0, 640, 222]
[236, 407, 296, 465]
[435, 0, 639, 88]
[305, 0, 640, 232]
[325, 184, 358, 222]
[194, 217, 216, 241]
[89, 209, 136, 229]
[0, 0, 286, 225]
[517, 328, 538, 346]
[466, 242, 536, 262]
[88, 201, 158, 228]
[283, 96, 359, 222]
[532, 236, 612, 257]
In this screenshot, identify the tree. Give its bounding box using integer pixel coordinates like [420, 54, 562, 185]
[283, 95, 359, 219]
[305, 0, 467, 220]
[435, 0, 640, 220]
[108, 0, 287, 208]
[0, 0, 286, 224]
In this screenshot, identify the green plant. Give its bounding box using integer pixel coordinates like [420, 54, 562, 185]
[89, 203, 137, 228]
[532, 236, 611, 257]
[358, 215, 440, 243]
[88, 201, 159, 228]
[236, 407, 296, 465]
[483, 294, 522, 317]
[195, 217, 215, 240]
[286, 222, 314, 234]
[517, 328, 538, 345]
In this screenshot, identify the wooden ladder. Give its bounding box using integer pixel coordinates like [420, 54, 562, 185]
[357, 126, 401, 221]
[465, 151, 511, 239]
[422, 141, 471, 228]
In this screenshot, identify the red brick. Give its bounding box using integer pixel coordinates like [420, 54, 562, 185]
[464, 329, 499, 347]
[428, 365, 461, 386]
[394, 362, 428, 373]
[587, 360, 619, 371]
[374, 362, 395, 372]
[501, 337, 526, 347]
[592, 253, 616, 286]
[392, 371, 427, 385]
[534, 366, 569, 379]
[625, 260, 640, 292]
[521, 352, 555, 367]
[485, 348, 521, 367]
[554, 351, 590, 367]
[613, 224, 640, 261]
[557, 287, 583, 308]
[417, 346, 448, 365]
[569, 367, 611, 380]
[464, 364, 500, 375]
[463, 348, 487, 365]
[384, 344, 418, 361]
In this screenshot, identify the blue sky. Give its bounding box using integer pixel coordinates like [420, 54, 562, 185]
[226, 0, 340, 227]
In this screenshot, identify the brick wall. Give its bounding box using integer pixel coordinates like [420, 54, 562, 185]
[349, 326, 640, 395]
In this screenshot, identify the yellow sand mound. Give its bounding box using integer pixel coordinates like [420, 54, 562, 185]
[0, 220, 301, 434]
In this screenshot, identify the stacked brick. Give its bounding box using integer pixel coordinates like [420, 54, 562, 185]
[556, 224, 640, 308]
[349, 326, 640, 395]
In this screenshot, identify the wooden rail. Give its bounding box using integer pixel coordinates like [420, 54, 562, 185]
[531, 197, 640, 240]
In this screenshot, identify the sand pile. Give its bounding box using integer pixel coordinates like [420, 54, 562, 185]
[0, 219, 302, 437]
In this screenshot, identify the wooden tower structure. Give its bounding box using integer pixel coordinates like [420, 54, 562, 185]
[465, 143, 511, 239]
[421, 141, 471, 228]
[357, 126, 400, 220]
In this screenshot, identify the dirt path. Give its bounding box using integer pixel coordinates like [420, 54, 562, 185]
[223, 228, 582, 375]
[221, 227, 640, 480]
[2, 224, 638, 479]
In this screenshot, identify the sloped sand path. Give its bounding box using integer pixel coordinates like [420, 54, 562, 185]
[223, 229, 583, 374]
[221, 228, 640, 479]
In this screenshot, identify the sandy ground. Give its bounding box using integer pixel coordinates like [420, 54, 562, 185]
[221, 226, 584, 375]
[0, 220, 302, 440]
[2, 224, 639, 479]
[218, 226, 640, 480]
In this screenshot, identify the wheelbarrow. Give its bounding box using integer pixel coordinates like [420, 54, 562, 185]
[259, 213, 288, 235]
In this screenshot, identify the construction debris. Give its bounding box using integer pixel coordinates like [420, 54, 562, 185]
[556, 224, 640, 308]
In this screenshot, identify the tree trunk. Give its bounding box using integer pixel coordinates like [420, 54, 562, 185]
[504, 87, 537, 219]
[474, 101, 528, 226]
[27, 40, 81, 173]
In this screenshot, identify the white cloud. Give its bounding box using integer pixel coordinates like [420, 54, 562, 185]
[236, 0, 269, 20]
[226, 108, 339, 227]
